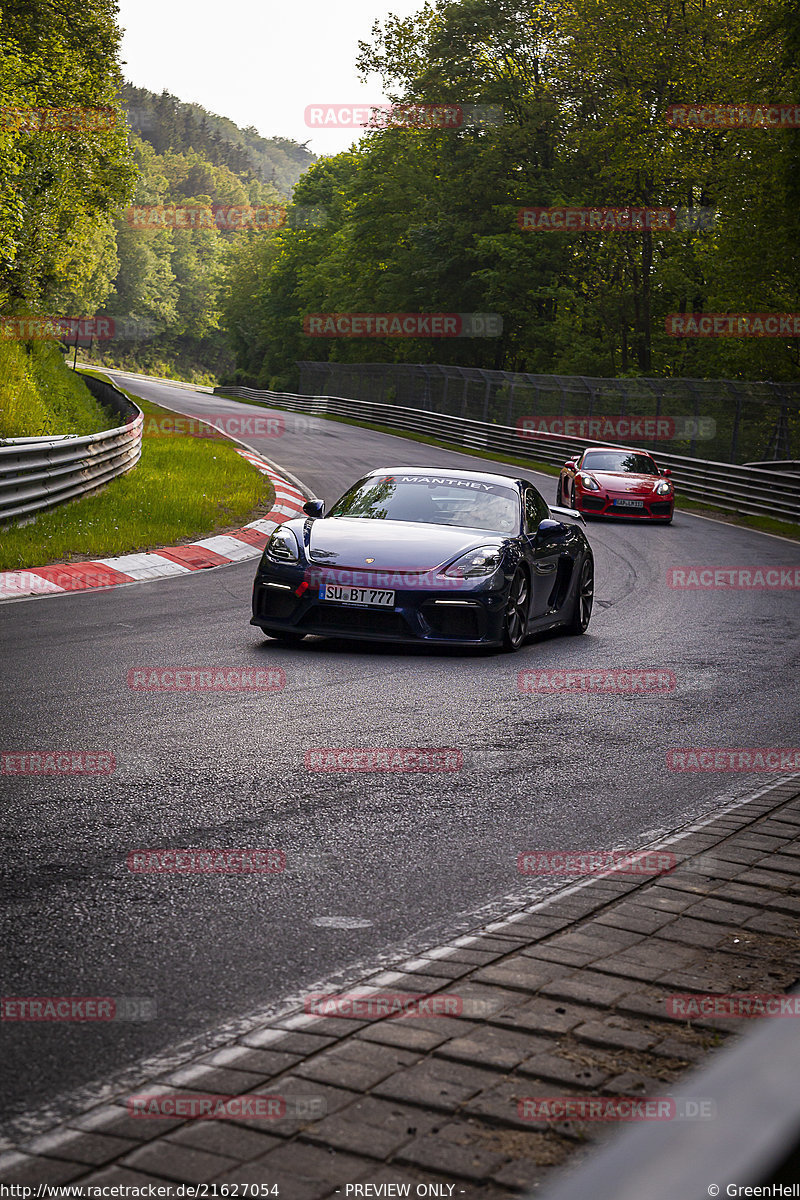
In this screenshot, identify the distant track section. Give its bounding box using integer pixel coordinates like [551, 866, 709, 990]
[216, 386, 800, 524]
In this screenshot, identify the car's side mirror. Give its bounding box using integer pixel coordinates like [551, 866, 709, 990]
[535, 518, 565, 538]
[660, 467, 671, 477]
[564, 460, 578, 471]
[303, 499, 324, 518]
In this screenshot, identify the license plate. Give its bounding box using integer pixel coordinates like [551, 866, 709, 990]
[613, 498, 644, 508]
[320, 585, 395, 607]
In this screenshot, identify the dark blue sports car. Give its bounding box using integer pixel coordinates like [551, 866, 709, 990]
[251, 466, 594, 651]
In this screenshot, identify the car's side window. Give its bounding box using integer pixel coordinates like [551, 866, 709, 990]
[524, 488, 547, 533]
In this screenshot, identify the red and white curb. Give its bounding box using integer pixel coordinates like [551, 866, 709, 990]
[0, 450, 306, 603]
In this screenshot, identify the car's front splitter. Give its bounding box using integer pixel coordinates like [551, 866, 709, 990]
[250, 616, 503, 648]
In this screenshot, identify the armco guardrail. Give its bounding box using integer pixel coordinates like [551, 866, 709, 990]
[215, 386, 800, 524]
[0, 373, 142, 525]
[745, 459, 800, 472]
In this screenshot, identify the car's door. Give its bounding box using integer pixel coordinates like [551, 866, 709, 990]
[523, 487, 567, 622]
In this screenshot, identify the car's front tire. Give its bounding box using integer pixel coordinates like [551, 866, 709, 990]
[566, 555, 594, 634]
[555, 477, 564, 505]
[502, 568, 530, 652]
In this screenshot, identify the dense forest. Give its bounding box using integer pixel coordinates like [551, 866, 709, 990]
[121, 85, 315, 197]
[98, 87, 316, 380]
[0, 2, 315, 382]
[1, 0, 798, 390]
[229, 0, 800, 388]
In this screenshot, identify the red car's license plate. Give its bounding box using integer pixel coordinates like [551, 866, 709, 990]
[613, 499, 644, 508]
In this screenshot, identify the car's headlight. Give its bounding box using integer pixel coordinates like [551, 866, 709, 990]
[265, 526, 300, 562]
[579, 473, 600, 491]
[441, 547, 503, 578]
[654, 480, 672, 495]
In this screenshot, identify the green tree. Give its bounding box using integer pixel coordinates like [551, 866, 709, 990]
[0, 0, 136, 312]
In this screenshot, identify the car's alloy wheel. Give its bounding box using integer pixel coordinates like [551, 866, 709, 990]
[567, 555, 594, 634]
[502, 568, 530, 651]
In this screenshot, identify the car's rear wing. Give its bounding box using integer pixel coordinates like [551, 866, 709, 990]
[549, 504, 586, 525]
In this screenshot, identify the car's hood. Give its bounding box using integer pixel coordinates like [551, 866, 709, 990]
[585, 471, 662, 493]
[305, 517, 504, 572]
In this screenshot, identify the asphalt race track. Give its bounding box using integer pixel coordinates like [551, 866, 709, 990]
[1, 370, 798, 1140]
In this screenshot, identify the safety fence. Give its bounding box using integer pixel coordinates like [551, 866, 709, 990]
[296, 361, 800, 466]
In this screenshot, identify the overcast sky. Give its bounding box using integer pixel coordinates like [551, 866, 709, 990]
[117, 0, 424, 159]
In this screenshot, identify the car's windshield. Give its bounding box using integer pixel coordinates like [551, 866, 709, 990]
[582, 451, 659, 475]
[329, 474, 520, 533]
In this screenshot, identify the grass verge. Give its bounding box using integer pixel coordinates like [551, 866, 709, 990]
[0, 381, 275, 572]
[217, 391, 800, 542]
[0, 342, 115, 439]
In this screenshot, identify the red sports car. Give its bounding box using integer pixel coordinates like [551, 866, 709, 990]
[556, 447, 674, 522]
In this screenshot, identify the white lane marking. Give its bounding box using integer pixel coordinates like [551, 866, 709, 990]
[310, 916, 374, 929]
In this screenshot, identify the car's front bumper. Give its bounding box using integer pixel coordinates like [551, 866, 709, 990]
[251, 566, 509, 646]
[575, 492, 674, 519]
